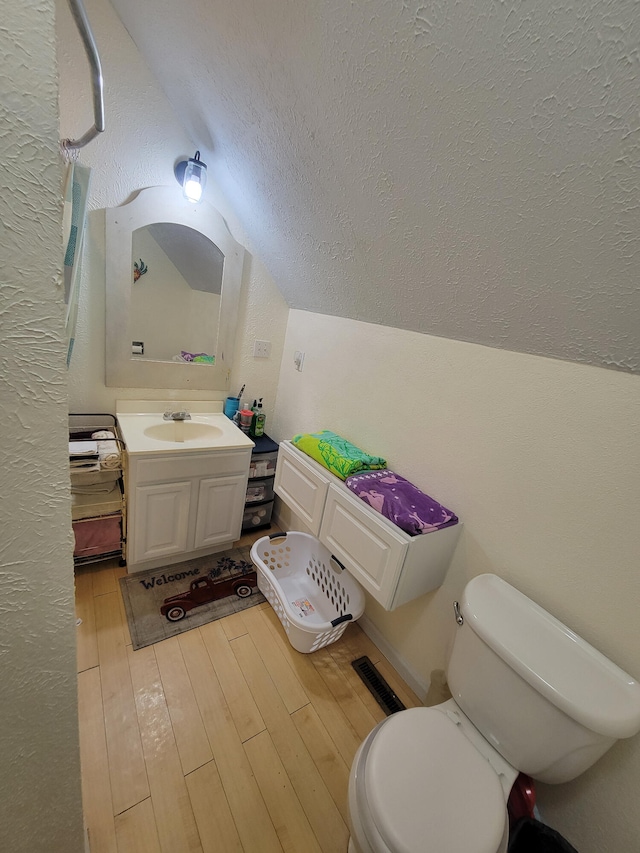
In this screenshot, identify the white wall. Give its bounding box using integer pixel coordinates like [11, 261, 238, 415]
[271, 309, 640, 853]
[57, 0, 288, 420]
[0, 2, 84, 851]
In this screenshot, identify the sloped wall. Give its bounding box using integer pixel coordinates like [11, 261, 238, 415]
[110, 0, 640, 375]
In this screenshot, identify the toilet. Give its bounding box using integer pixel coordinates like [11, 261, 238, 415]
[347, 573, 640, 853]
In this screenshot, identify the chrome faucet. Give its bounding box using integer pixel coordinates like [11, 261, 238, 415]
[163, 410, 191, 421]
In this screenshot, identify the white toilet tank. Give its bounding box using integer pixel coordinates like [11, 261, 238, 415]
[447, 574, 640, 784]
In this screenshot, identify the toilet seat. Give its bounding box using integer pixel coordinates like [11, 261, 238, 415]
[352, 707, 508, 853]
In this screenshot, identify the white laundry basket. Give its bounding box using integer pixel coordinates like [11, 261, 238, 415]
[250, 531, 365, 653]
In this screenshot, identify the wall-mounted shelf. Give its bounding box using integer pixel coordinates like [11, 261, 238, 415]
[274, 440, 461, 611]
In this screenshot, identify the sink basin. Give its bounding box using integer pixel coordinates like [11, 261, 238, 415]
[115, 403, 255, 454]
[143, 421, 224, 443]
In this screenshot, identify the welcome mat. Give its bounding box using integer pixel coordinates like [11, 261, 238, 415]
[119, 545, 266, 650]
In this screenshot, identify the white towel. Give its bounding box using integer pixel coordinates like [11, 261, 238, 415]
[91, 430, 122, 470]
[91, 430, 115, 440]
[69, 440, 98, 458]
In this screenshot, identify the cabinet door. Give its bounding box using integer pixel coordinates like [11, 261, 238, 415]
[133, 481, 191, 564]
[274, 442, 329, 535]
[194, 474, 246, 549]
[319, 485, 407, 608]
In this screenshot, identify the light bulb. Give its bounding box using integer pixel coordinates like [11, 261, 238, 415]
[179, 151, 207, 203]
[184, 177, 203, 202]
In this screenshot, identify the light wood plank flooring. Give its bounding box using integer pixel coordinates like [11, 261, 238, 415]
[75, 529, 423, 853]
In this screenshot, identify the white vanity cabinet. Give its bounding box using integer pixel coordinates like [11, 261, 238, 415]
[274, 441, 461, 611]
[134, 480, 191, 562]
[126, 449, 251, 572]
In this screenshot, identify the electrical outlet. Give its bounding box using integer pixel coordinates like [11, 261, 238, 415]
[253, 339, 271, 358]
[294, 350, 305, 372]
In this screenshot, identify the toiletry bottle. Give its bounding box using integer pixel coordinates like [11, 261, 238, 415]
[249, 400, 259, 437]
[253, 399, 266, 437]
[238, 408, 253, 433]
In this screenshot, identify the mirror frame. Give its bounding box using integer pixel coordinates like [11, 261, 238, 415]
[105, 185, 244, 389]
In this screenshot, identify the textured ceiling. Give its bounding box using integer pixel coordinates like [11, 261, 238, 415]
[109, 0, 640, 374]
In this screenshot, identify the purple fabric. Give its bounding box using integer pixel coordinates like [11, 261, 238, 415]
[345, 470, 458, 536]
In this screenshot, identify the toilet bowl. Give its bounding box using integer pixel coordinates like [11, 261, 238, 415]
[347, 574, 640, 853]
[348, 702, 515, 853]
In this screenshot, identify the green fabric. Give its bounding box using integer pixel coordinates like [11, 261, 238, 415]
[292, 430, 387, 480]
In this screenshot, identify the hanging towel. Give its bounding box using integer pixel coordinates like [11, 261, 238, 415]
[292, 430, 387, 480]
[345, 469, 458, 536]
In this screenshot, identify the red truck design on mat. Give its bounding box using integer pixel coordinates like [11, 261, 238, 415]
[161, 564, 258, 622]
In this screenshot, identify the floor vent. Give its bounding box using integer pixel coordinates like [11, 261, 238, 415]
[351, 656, 406, 716]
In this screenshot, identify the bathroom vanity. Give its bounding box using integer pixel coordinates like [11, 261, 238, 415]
[274, 440, 461, 610]
[116, 402, 253, 573]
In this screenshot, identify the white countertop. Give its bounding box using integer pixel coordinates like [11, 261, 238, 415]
[116, 401, 254, 454]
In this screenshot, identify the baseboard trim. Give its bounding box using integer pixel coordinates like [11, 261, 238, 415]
[358, 613, 429, 702]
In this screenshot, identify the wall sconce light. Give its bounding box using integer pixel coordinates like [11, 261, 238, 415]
[174, 150, 207, 203]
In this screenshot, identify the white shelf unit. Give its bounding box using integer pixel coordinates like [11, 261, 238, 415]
[69, 413, 126, 567]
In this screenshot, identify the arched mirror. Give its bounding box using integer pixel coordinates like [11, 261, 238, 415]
[105, 186, 244, 389]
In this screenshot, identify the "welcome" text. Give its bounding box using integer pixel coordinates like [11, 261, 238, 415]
[139, 567, 201, 590]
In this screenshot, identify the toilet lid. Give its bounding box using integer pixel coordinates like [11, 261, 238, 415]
[360, 707, 506, 853]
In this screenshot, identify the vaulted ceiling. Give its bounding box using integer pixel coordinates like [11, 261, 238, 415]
[110, 0, 640, 374]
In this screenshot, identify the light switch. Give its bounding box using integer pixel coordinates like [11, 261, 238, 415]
[253, 340, 271, 358]
[294, 350, 305, 371]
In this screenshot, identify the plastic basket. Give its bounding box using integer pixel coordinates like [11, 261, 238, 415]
[250, 531, 366, 653]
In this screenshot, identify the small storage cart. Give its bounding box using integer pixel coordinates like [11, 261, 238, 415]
[69, 413, 126, 566]
[250, 530, 365, 653]
[242, 433, 278, 531]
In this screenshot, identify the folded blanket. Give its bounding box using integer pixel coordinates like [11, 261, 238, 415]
[70, 469, 120, 488]
[345, 469, 458, 536]
[292, 430, 387, 480]
[91, 430, 122, 470]
[71, 483, 119, 495]
[70, 460, 100, 471]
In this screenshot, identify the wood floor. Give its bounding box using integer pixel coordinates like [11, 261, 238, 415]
[75, 529, 422, 853]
